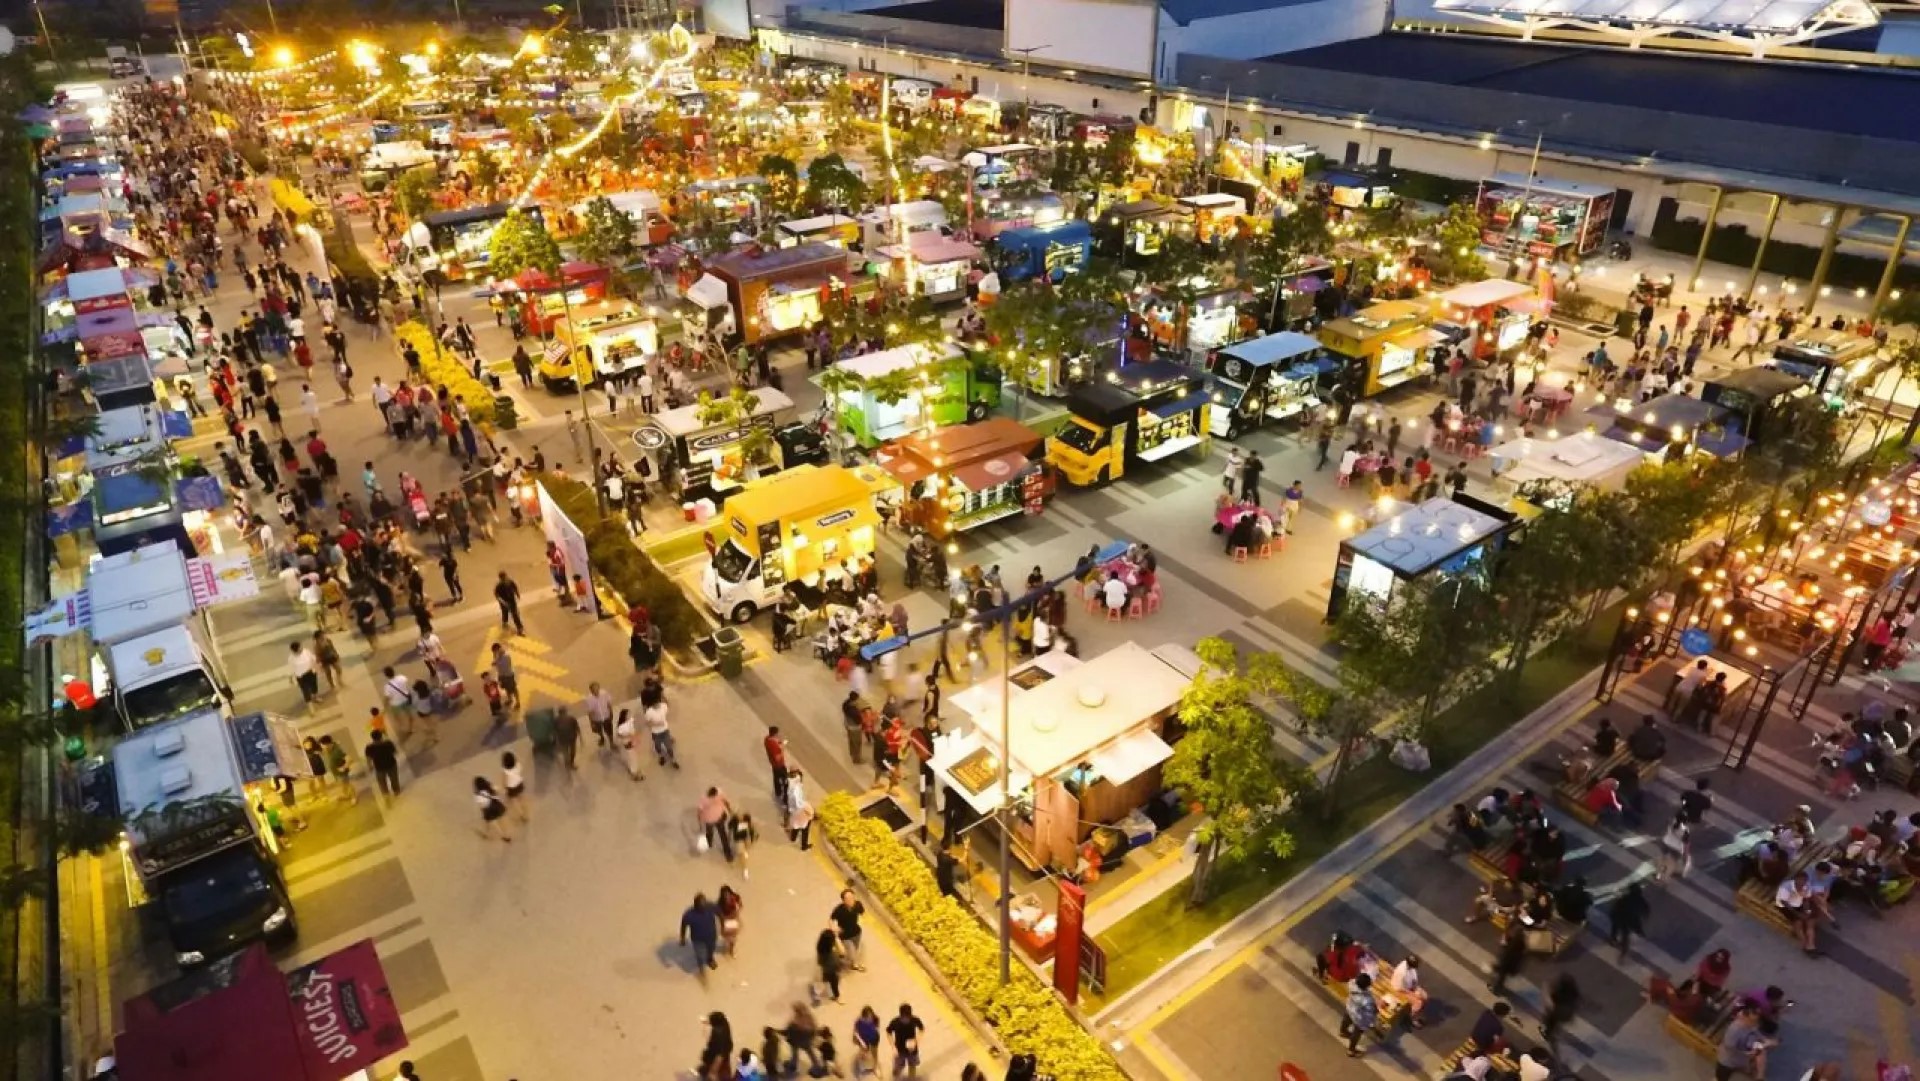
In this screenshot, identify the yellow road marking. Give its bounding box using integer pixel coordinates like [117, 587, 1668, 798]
[1126, 694, 1604, 1042]
[807, 845, 998, 1068]
[1132, 1031, 1189, 1081]
[475, 626, 577, 700]
[90, 853, 112, 1035]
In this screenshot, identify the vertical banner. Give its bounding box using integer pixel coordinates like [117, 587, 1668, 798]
[1053, 879, 1086, 1004]
[535, 481, 595, 612]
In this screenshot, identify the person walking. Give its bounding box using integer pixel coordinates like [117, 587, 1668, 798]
[788, 787, 816, 851]
[382, 666, 418, 739]
[841, 692, 868, 764]
[493, 571, 525, 634]
[473, 777, 512, 841]
[1488, 919, 1527, 996]
[1656, 809, 1693, 881]
[765, 726, 790, 805]
[1240, 450, 1265, 506]
[884, 1005, 924, 1078]
[584, 682, 616, 749]
[614, 709, 646, 780]
[553, 706, 582, 769]
[501, 751, 529, 821]
[784, 1003, 823, 1078]
[439, 550, 464, 603]
[1608, 881, 1650, 960]
[813, 926, 843, 1003]
[646, 696, 679, 768]
[288, 641, 321, 707]
[365, 729, 401, 802]
[698, 787, 734, 860]
[321, 735, 356, 804]
[1339, 973, 1379, 1058]
[681, 893, 721, 972]
[831, 889, 868, 971]
[851, 1007, 881, 1077]
[1540, 973, 1581, 1045]
[313, 629, 343, 692]
[491, 642, 521, 709]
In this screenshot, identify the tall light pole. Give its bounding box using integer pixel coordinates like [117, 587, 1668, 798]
[1008, 44, 1050, 110]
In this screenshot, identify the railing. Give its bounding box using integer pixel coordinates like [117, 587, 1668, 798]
[784, 6, 1006, 61]
[1175, 53, 1920, 202]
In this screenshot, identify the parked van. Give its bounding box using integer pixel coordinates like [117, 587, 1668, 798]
[890, 79, 937, 114]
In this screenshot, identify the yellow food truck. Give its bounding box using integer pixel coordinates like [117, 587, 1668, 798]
[699, 464, 883, 623]
[1046, 359, 1212, 487]
[541, 300, 658, 389]
[1317, 299, 1442, 397]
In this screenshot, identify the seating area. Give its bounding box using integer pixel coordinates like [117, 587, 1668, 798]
[1441, 1039, 1518, 1076]
[1734, 841, 1835, 937]
[1467, 835, 1519, 883]
[1487, 907, 1579, 956]
[1661, 996, 1738, 1059]
[1553, 747, 1661, 827]
[1315, 956, 1408, 1033]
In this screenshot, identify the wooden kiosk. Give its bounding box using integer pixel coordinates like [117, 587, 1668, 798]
[871, 417, 1051, 538]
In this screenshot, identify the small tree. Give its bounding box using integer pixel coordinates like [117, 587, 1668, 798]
[1428, 199, 1488, 283]
[1333, 574, 1502, 732]
[1164, 638, 1305, 906]
[487, 208, 563, 279]
[759, 153, 800, 215]
[693, 387, 772, 471]
[391, 168, 439, 221]
[574, 196, 637, 276]
[805, 153, 866, 213]
[469, 152, 502, 198]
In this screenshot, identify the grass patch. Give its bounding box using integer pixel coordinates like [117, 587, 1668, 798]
[1086, 606, 1622, 1005]
[639, 520, 713, 568]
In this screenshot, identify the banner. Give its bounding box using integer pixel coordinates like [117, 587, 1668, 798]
[284, 940, 409, 1080]
[1053, 879, 1086, 1003]
[187, 549, 260, 607]
[535, 481, 595, 613]
[25, 593, 91, 645]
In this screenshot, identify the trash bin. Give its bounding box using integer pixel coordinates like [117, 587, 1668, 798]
[493, 394, 519, 430]
[525, 707, 556, 752]
[713, 627, 744, 679]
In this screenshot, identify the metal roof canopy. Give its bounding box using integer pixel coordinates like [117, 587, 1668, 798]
[1433, 0, 1879, 56]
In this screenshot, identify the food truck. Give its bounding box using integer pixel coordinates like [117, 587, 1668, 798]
[543, 300, 656, 389]
[993, 219, 1091, 282]
[965, 144, 1043, 191]
[95, 708, 298, 967]
[1317, 170, 1395, 210]
[777, 214, 860, 249]
[1592, 393, 1743, 462]
[1174, 193, 1247, 246]
[682, 243, 850, 349]
[1434, 278, 1538, 362]
[633, 387, 801, 506]
[683, 176, 765, 223]
[816, 342, 1002, 447]
[700, 464, 884, 623]
[1098, 198, 1178, 259]
[1316, 299, 1442, 398]
[405, 202, 538, 280]
[1048, 359, 1212, 486]
[1702, 367, 1820, 444]
[1476, 173, 1616, 260]
[928, 641, 1190, 873]
[873, 232, 981, 302]
[859, 200, 950, 252]
[1205, 332, 1327, 438]
[873, 418, 1051, 537]
[1140, 284, 1251, 360]
[1327, 494, 1520, 620]
[358, 140, 438, 191]
[500, 260, 611, 336]
[971, 190, 1067, 242]
[1767, 330, 1881, 400]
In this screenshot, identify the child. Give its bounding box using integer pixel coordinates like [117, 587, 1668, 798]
[482, 672, 506, 728]
[571, 573, 592, 614]
[731, 812, 758, 879]
[817, 1026, 845, 1078]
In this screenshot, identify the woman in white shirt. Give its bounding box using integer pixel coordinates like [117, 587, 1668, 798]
[1387, 955, 1428, 1028]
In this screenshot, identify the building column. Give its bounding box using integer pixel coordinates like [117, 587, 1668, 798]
[1806, 206, 1844, 314]
[1742, 194, 1782, 301]
[1688, 185, 1724, 293]
[1872, 215, 1912, 321]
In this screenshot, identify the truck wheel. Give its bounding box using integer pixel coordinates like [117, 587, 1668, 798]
[967, 401, 988, 423]
[1225, 418, 1242, 440]
[1096, 465, 1111, 485]
[729, 602, 758, 624]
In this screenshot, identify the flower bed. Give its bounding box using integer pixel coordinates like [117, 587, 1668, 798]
[536, 473, 707, 652]
[818, 793, 1125, 1081]
[394, 321, 496, 420]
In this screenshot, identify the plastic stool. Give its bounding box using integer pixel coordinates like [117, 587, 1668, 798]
[1084, 590, 1100, 614]
[1257, 542, 1273, 560]
[1336, 473, 1350, 488]
[1128, 597, 1145, 619]
[1232, 547, 1249, 563]
[1146, 589, 1162, 615]
[1106, 604, 1123, 623]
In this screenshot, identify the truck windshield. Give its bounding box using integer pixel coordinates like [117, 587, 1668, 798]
[711, 539, 755, 584]
[122, 670, 221, 728]
[161, 847, 273, 928]
[1053, 421, 1102, 455]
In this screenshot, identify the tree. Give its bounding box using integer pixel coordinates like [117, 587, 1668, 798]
[391, 168, 439, 222]
[982, 274, 1122, 414]
[488, 208, 563, 279]
[1428, 199, 1488, 284]
[805, 153, 866, 213]
[693, 388, 772, 471]
[1333, 573, 1502, 732]
[1249, 208, 1332, 329]
[1162, 637, 1303, 906]
[759, 153, 799, 216]
[574, 196, 637, 275]
[469, 152, 502, 198]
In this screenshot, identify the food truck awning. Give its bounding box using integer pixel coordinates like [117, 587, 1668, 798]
[951, 450, 1031, 491]
[115, 939, 408, 1081]
[685, 273, 729, 310]
[877, 234, 981, 265]
[1222, 332, 1321, 368]
[1089, 727, 1176, 786]
[1148, 389, 1213, 419]
[832, 342, 966, 382]
[987, 642, 1191, 781]
[1438, 279, 1533, 309]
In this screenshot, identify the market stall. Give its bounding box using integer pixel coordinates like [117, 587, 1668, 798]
[859, 199, 950, 252]
[816, 343, 1000, 447]
[1317, 299, 1443, 397]
[1767, 330, 1882, 401]
[1701, 367, 1819, 445]
[1327, 494, 1519, 619]
[928, 641, 1192, 873]
[543, 300, 655, 389]
[1174, 193, 1247, 245]
[970, 190, 1067, 242]
[1488, 429, 1644, 512]
[872, 417, 1051, 537]
[1316, 170, 1394, 210]
[1433, 278, 1539, 362]
[1098, 198, 1179, 259]
[872, 232, 981, 302]
[777, 213, 860, 249]
[992, 219, 1091, 282]
[1204, 332, 1327, 438]
[498, 260, 611, 336]
[1139, 284, 1253, 360]
[1048, 359, 1212, 485]
[1476, 173, 1616, 260]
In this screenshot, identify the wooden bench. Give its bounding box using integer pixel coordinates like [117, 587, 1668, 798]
[1317, 957, 1407, 1033]
[1663, 998, 1738, 1059]
[1876, 753, 1915, 791]
[1488, 908, 1580, 956]
[1734, 841, 1834, 937]
[1441, 1038, 1519, 1076]
[1554, 747, 1662, 827]
[1468, 835, 1519, 882]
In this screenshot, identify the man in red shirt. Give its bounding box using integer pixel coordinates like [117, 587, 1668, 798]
[765, 727, 789, 805]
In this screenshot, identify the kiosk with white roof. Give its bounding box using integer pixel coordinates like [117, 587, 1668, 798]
[929, 642, 1192, 871]
[105, 624, 229, 730]
[873, 232, 981, 302]
[1327, 494, 1519, 619]
[858, 200, 949, 252]
[1435, 278, 1540, 362]
[1488, 429, 1645, 512]
[777, 213, 860, 249]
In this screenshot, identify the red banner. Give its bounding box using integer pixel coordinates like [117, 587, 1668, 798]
[284, 939, 409, 1080]
[1053, 880, 1086, 1004]
[75, 293, 133, 315]
[83, 330, 147, 360]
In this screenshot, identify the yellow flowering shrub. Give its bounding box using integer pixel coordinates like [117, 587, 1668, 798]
[394, 321, 496, 419]
[269, 177, 319, 226]
[819, 794, 1126, 1081]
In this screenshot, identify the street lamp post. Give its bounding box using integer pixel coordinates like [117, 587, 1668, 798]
[1008, 44, 1051, 111]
